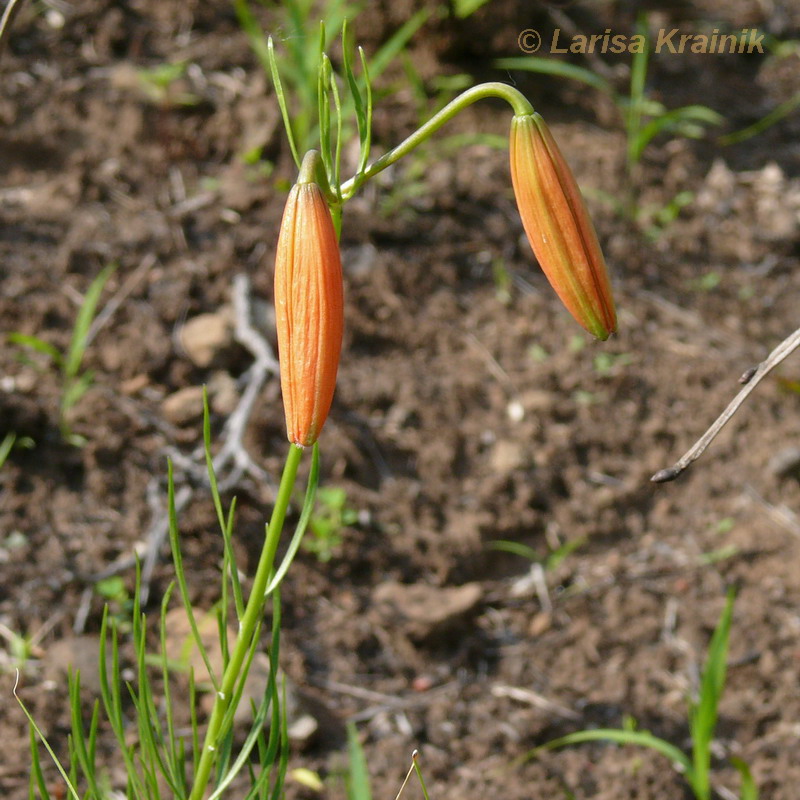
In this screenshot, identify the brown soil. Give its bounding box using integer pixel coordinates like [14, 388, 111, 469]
[2, 1, 800, 799]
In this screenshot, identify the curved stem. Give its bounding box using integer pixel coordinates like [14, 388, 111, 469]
[189, 444, 304, 800]
[339, 82, 534, 199]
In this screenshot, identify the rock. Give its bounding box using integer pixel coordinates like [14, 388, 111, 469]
[372, 581, 483, 642]
[287, 713, 319, 747]
[490, 440, 526, 473]
[161, 386, 205, 426]
[164, 609, 320, 744]
[179, 311, 233, 368]
[208, 371, 239, 416]
[43, 635, 108, 695]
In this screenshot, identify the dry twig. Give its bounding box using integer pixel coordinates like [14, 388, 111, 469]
[137, 273, 278, 602]
[652, 326, 800, 483]
[86, 274, 279, 608]
[0, 0, 26, 56]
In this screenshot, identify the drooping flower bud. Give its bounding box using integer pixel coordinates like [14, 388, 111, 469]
[510, 113, 616, 340]
[273, 165, 343, 447]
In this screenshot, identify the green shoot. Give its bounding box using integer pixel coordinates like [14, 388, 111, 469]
[21, 397, 324, 799]
[0, 432, 15, 468]
[345, 722, 372, 800]
[302, 485, 358, 563]
[452, 0, 491, 17]
[344, 725, 430, 800]
[489, 535, 585, 572]
[236, 0, 431, 182]
[0, 621, 38, 673]
[719, 90, 800, 145]
[137, 61, 200, 107]
[7, 263, 116, 446]
[534, 590, 755, 800]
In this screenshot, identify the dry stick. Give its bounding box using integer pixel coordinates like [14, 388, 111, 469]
[745, 483, 800, 538]
[652, 325, 800, 483]
[490, 684, 581, 721]
[137, 273, 278, 603]
[0, 0, 25, 56]
[87, 274, 278, 609]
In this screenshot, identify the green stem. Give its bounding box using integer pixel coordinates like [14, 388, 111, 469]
[189, 443, 304, 800]
[298, 148, 342, 225]
[339, 82, 534, 199]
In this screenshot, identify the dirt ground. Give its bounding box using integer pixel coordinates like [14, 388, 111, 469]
[2, 1, 800, 798]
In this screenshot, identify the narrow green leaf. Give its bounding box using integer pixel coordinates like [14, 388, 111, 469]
[487, 539, 540, 562]
[318, 50, 333, 179]
[160, 582, 186, 795]
[368, 7, 430, 79]
[28, 724, 51, 800]
[341, 20, 366, 154]
[690, 588, 736, 800]
[268, 675, 290, 800]
[541, 728, 693, 776]
[67, 670, 101, 797]
[61, 371, 94, 413]
[267, 37, 302, 169]
[412, 752, 431, 800]
[453, 0, 491, 17]
[167, 459, 220, 693]
[98, 607, 146, 798]
[719, 90, 800, 145]
[224, 498, 244, 621]
[626, 14, 650, 168]
[731, 756, 759, 800]
[202, 389, 244, 620]
[632, 105, 722, 162]
[207, 659, 277, 800]
[265, 443, 320, 595]
[64, 263, 116, 380]
[7, 332, 62, 365]
[87, 699, 100, 776]
[494, 56, 614, 95]
[330, 57, 343, 201]
[15, 673, 82, 800]
[0, 432, 15, 468]
[357, 47, 373, 178]
[345, 722, 371, 800]
[203, 388, 226, 535]
[189, 668, 200, 773]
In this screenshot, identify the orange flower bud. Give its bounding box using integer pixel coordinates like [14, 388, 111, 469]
[274, 178, 343, 447]
[510, 113, 616, 340]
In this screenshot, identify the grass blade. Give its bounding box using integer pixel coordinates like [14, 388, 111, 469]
[690, 588, 736, 800]
[731, 756, 759, 800]
[7, 332, 62, 365]
[167, 459, 219, 693]
[541, 728, 693, 776]
[719, 90, 800, 145]
[494, 56, 614, 95]
[266, 36, 301, 169]
[0, 432, 15, 468]
[64, 263, 116, 380]
[368, 7, 431, 80]
[265, 442, 320, 595]
[345, 722, 371, 800]
[14, 672, 82, 800]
